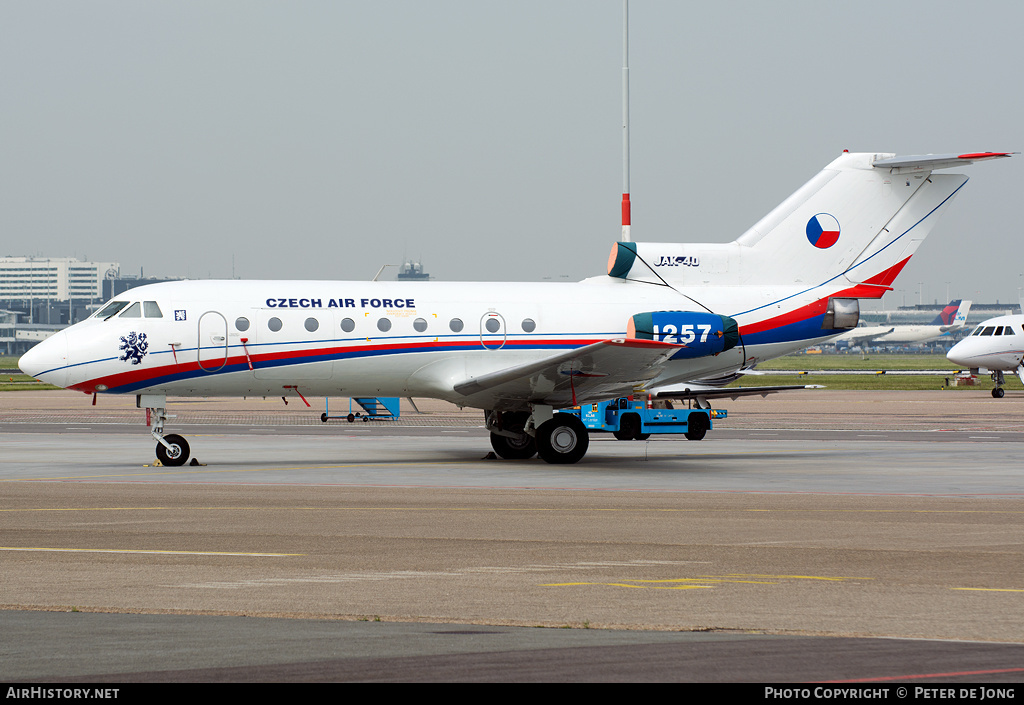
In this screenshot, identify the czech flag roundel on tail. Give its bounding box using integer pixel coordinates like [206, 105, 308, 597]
[806, 213, 841, 249]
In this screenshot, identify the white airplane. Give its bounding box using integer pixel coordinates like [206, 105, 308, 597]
[946, 313, 1024, 398]
[19, 151, 1012, 464]
[831, 299, 972, 347]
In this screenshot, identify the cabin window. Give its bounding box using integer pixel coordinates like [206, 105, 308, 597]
[413, 318, 428, 332]
[143, 301, 163, 318]
[981, 327, 995, 336]
[119, 302, 142, 318]
[521, 318, 536, 333]
[235, 317, 250, 332]
[449, 318, 464, 332]
[95, 301, 129, 319]
[485, 318, 501, 333]
[268, 317, 283, 332]
[305, 317, 319, 332]
[340, 318, 355, 333]
[377, 318, 392, 332]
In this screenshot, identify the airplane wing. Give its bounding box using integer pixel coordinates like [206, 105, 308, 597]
[838, 327, 895, 346]
[453, 338, 682, 408]
[651, 382, 825, 405]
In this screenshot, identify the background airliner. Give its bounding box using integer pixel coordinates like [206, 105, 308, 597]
[947, 313, 1024, 397]
[19, 151, 1012, 464]
[831, 299, 971, 348]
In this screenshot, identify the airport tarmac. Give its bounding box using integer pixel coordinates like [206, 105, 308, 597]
[2, 389, 1024, 682]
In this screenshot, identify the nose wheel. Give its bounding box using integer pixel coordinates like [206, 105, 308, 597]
[144, 397, 192, 466]
[155, 434, 191, 466]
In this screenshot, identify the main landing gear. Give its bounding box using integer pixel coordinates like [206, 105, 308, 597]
[486, 408, 590, 464]
[991, 370, 1007, 399]
[140, 394, 191, 466]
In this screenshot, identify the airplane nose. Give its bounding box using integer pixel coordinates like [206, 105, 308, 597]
[946, 342, 968, 367]
[18, 330, 70, 388]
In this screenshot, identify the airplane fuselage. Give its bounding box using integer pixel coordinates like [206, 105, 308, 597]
[947, 314, 1024, 373]
[22, 276, 844, 409]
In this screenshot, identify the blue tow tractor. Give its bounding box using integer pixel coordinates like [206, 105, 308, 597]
[568, 398, 726, 441]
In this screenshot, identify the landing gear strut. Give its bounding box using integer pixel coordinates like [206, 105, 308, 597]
[991, 371, 1006, 399]
[485, 410, 537, 460]
[485, 409, 591, 463]
[140, 394, 191, 466]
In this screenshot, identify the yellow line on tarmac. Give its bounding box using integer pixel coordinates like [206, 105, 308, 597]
[541, 582, 715, 590]
[951, 587, 1024, 593]
[722, 573, 872, 581]
[0, 546, 303, 556]
[632, 577, 777, 585]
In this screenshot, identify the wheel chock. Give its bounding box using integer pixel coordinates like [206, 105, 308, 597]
[189, 458, 207, 466]
[483, 451, 497, 460]
[150, 459, 163, 467]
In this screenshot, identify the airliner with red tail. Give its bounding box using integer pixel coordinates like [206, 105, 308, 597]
[19, 151, 1012, 464]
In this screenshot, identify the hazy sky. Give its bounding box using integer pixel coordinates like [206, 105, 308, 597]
[2, 1, 1021, 306]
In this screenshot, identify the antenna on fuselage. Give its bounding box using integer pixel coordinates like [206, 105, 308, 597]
[620, 0, 631, 243]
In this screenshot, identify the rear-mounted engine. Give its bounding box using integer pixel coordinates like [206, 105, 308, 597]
[628, 311, 739, 359]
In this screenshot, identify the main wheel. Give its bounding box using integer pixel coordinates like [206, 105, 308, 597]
[536, 414, 589, 464]
[490, 432, 537, 460]
[156, 434, 190, 467]
[993, 387, 1005, 398]
[613, 414, 642, 441]
[685, 412, 709, 441]
[320, 412, 328, 422]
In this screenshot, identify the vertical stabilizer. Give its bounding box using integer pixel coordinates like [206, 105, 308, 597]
[605, 151, 1009, 296]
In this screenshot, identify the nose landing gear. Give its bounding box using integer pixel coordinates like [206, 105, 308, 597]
[991, 371, 1006, 399]
[140, 394, 191, 467]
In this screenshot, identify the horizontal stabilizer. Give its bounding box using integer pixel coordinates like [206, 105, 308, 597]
[873, 152, 1014, 174]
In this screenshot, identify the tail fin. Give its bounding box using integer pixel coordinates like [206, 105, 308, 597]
[608, 151, 1010, 297]
[941, 300, 972, 330]
[930, 300, 963, 326]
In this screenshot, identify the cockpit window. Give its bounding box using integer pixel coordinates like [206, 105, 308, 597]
[1005, 326, 1016, 336]
[119, 302, 142, 318]
[972, 326, 983, 336]
[143, 301, 163, 318]
[981, 327, 995, 336]
[95, 301, 129, 319]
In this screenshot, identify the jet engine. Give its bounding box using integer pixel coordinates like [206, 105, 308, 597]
[628, 311, 739, 359]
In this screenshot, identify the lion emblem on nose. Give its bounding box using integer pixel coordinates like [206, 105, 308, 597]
[118, 332, 149, 365]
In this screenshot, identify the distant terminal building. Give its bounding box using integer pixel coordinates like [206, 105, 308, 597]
[0, 257, 182, 354]
[396, 259, 430, 281]
[102, 274, 181, 301]
[861, 301, 1020, 327]
[0, 256, 118, 301]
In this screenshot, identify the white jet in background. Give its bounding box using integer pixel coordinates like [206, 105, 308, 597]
[947, 313, 1024, 398]
[832, 299, 972, 348]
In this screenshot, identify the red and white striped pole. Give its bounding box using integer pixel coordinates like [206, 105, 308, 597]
[621, 0, 631, 243]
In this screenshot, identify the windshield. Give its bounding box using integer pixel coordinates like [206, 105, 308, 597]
[94, 301, 129, 319]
